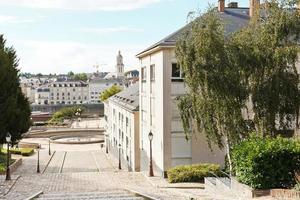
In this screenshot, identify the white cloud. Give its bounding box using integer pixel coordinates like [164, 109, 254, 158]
[0, 0, 161, 11]
[8, 39, 143, 74]
[81, 26, 143, 34]
[0, 15, 36, 24]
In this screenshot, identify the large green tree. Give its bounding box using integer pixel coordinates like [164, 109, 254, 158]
[0, 35, 31, 144]
[176, 0, 300, 172]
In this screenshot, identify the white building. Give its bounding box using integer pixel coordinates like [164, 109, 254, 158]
[34, 87, 50, 105]
[34, 80, 89, 105]
[104, 84, 140, 171]
[135, 1, 253, 177]
[88, 79, 123, 104]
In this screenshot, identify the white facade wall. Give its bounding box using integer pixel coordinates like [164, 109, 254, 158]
[139, 48, 225, 176]
[48, 82, 89, 105]
[105, 100, 140, 171]
[89, 82, 122, 104]
[34, 89, 50, 105]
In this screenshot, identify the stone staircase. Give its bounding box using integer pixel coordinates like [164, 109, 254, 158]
[35, 190, 147, 200]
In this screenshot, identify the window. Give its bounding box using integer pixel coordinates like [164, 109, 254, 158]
[141, 67, 146, 82]
[150, 65, 155, 81]
[171, 63, 184, 81]
[126, 117, 129, 127]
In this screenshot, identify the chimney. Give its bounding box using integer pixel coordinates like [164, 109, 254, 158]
[249, 0, 260, 17]
[228, 2, 238, 8]
[218, 0, 225, 12]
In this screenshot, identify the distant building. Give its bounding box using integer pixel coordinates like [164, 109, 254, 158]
[88, 79, 123, 104]
[104, 83, 140, 171]
[34, 87, 50, 105]
[124, 70, 139, 87]
[33, 80, 89, 105]
[49, 80, 89, 105]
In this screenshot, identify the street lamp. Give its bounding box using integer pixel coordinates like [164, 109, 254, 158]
[5, 133, 11, 181]
[48, 139, 51, 156]
[75, 108, 81, 128]
[148, 131, 154, 177]
[37, 144, 40, 173]
[118, 143, 122, 170]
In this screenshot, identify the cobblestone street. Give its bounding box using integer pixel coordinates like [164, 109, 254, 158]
[0, 138, 191, 200]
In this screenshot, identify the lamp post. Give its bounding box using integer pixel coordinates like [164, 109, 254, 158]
[105, 133, 109, 154]
[48, 139, 51, 156]
[75, 108, 81, 128]
[118, 143, 121, 170]
[5, 133, 11, 181]
[148, 131, 154, 177]
[37, 144, 40, 173]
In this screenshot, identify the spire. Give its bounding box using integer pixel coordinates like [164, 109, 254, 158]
[116, 50, 124, 77]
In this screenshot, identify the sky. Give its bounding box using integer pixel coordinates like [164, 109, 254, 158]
[0, 0, 249, 74]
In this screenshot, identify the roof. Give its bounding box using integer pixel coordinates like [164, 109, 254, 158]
[109, 83, 139, 111]
[136, 7, 250, 58]
[89, 78, 123, 84]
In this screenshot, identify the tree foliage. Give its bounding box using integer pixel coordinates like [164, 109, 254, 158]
[68, 72, 88, 81]
[176, 0, 300, 170]
[0, 35, 31, 144]
[48, 106, 85, 124]
[100, 85, 122, 101]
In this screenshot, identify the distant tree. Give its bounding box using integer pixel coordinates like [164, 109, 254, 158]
[100, 85, 122, 101]
[67, 71, 74, 78]
[0, 35, 31, 144]
[73, 73, 88, 81]
[36, 73, 43, 77]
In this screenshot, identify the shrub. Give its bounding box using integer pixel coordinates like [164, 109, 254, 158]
[48, 106, 85, 124]
[232, 137, 300, 189]
[20, 148, 34, 156]
[167, 163, 221, 183]
[295, 182, 300, 191]
[1, 148, 34, 156]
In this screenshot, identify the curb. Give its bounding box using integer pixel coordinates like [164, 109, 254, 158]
[125, 188, 159, 200]
[24, 190, 43, 200]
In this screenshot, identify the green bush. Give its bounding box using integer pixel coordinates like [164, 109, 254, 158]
[1, 148, 34, 156]
[0, 153, 16, 172]
[48, 106, 85, 124]
[232, 137, 300, 189]
[167, 163, 221, 183]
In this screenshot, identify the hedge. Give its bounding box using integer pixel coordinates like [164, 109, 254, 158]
[232, 137, 300, 189]
[167, 163, 222, 183]
[2, 148, 34, 156]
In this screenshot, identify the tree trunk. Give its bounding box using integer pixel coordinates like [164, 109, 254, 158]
[224, 133, 233, 176]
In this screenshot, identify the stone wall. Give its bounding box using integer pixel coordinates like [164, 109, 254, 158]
[31, 104, 104, 116]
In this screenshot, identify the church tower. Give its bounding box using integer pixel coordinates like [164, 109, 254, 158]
[116, 50, 124, 77]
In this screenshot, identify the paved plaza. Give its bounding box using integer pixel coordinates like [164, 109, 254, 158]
[0, 137, 190, 200]
[0, 131, 238, 200]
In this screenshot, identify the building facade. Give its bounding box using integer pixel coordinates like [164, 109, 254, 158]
[104, 84, 140, 172]
[34, 80, 89, 105]
[88, 79, 123, 104]
[135, 2, 254, 176]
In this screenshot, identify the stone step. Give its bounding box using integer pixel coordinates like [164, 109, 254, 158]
[37, 197, 144, 200]
[37, 191, 145, 200]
